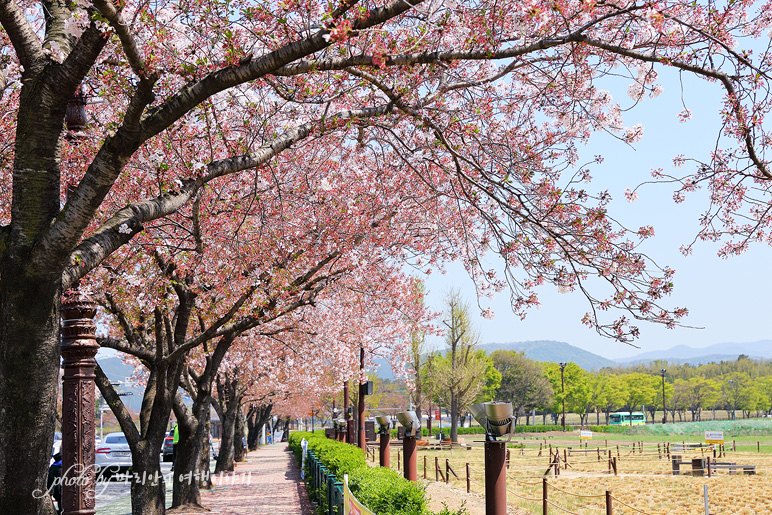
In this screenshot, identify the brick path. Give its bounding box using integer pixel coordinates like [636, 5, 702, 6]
[171, 443, 313, 515]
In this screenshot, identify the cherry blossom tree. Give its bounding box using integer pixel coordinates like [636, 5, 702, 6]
[3, 0, 772, 512]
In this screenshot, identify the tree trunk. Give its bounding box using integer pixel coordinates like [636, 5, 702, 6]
[170, 401, 206, 510]
[246, 406, 259, 451]
[198, 414, 213, 490]
[0, 275, 61, 515]
[234, 406, 247, 462]
[246, 404, 272, 450]
[450, 395, 458, 443]
[214, 376, 241, 474]
[215, 410, 237, 473]
[130, 443, 167, 515]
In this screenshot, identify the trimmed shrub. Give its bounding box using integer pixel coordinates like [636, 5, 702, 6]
[390, 424, 573, 438]
[348, 466, 428, 515]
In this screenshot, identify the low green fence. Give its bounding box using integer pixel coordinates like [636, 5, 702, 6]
[307, 449, 345, 515]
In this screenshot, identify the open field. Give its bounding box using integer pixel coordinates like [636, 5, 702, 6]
[369, 430, 772, 514]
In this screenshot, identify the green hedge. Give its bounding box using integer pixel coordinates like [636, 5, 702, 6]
[287, 431, 467, 515]
[389, 424, 573, 438]
[348, 466, 428, 515]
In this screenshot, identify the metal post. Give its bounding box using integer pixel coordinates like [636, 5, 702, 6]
[379, 432, 390, 468]
[60, 289, 99, 515]
[559, 363, 567, 431]
[344, 380, 351, 443]
[404, 436, 417, 481]
[661, 369, 667, 424]
[358, 347, 366, 451]
[466, 462, 471, 493]
[484, 440, 507, 515]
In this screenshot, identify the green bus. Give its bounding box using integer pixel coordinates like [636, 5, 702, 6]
[609, 411, 646, 425]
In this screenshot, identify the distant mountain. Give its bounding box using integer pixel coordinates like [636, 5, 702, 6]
[478, 340, 618, 371]
[95, 355, 144, 411]
[616, 340, 772, 364]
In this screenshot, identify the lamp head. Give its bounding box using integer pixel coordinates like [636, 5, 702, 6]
[375, 415, 391, 434]
[395, 410, 421, 437]
[469, 403, 488, 428]
[484, 402, 514, 437]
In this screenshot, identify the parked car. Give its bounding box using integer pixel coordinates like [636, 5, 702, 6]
[162, 428, 175, 462]
[95, 432, 132, 477]
[161, 428, 218, 462]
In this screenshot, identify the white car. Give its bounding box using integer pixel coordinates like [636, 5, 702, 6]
[95, 432, 133, 477]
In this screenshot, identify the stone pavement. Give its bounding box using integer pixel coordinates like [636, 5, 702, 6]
[171, 443, 313, 515]
[95, 443, 312, 515]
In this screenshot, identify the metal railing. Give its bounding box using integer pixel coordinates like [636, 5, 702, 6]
[306, 450, 345, 515]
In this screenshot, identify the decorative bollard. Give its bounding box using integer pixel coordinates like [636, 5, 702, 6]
[396, 411, 420, 482]
[469, 401, 513, 515]
[60, 289, 99, 515]
[376, 416, 391, 468]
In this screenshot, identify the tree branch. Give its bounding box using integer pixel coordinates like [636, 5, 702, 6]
[92, 0, 147, 77]
[0, 0, 46, 73]
[95, 364, 142, 446]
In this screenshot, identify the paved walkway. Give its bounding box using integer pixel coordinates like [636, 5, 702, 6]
[96, 443, 312, 515]
[172, 443, 313, 515]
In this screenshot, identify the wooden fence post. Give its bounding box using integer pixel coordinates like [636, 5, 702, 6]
[424, 455, 427, 479]
[606, 490, 613, 515]
[506, 449, 511, 469]
[466, 463, 470, 493]
[543, 477, 548, 515]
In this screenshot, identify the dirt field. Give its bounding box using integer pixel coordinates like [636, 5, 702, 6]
[373, 434, 772, 514]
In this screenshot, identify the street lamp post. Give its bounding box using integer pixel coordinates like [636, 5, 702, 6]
[559, 363, 567, 431]
[660, 369, 667, 424]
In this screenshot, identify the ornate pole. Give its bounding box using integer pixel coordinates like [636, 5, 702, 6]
[60, 289, 99, 515]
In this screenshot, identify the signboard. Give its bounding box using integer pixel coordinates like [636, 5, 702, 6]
[580, 430, 593, 440]
[344, 474, 376, 515]
[705, 431, 724, 444]
[435, 410, 440, 421]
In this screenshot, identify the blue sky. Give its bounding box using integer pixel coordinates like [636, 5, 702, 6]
[420, 63, 772, 360]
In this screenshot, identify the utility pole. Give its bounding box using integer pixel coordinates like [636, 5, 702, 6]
[660, 369, 667, 424]
[559, 363, 567, 431]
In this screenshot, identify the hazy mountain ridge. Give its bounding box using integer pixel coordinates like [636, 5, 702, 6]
[478, 340, 618, 371]
[616, 340, 772, 363]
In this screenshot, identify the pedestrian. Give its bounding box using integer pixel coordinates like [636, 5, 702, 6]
[172, 424, 179, 470]
[47, 451, 62, 515]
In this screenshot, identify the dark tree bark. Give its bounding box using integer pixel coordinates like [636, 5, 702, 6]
[246, 403, 273, 450]
[171, 336, 234, 508]
[214, 374, 242, 473]
[95, 357, 179, 515]
[234, 407, 247, 462]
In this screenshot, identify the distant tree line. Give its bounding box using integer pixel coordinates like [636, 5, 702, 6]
[410, 330, 772, 433]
